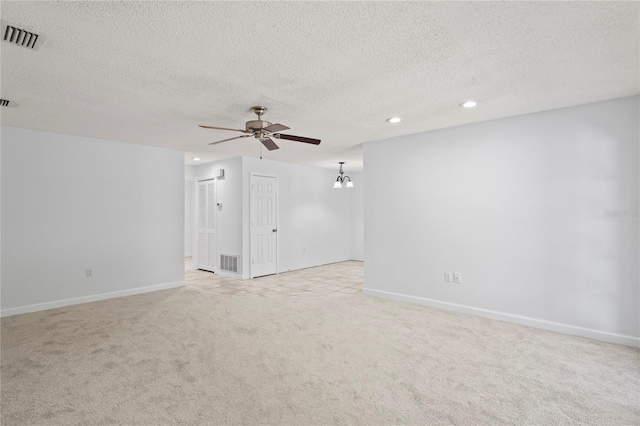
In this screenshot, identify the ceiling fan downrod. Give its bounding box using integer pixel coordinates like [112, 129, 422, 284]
[251, 106, 267, 119]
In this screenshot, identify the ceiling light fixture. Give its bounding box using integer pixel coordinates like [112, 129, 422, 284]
[386, 117, 401, 123]
[192, 157, 201, 161]
[333, 162, 354, 189]
[460, 100, 478, 108]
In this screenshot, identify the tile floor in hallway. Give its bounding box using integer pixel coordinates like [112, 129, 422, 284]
[185, 257, 364, 299]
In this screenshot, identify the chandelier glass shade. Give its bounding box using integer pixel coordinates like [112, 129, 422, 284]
[333, 162, 353, 189]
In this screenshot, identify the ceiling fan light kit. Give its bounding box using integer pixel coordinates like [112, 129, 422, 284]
[200, 106, 321, 152]
[334, 162, 353, 189]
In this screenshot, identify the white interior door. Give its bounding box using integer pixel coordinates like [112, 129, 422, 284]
[251, 174, 277, 278]
[197, 180, 217, 272]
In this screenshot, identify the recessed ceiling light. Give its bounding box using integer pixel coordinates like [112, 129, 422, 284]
[386, 117, 401, 123]
[460, 101, 478, 108]
[192, 157, 201, 161]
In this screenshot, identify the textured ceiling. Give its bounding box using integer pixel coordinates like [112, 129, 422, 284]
[1, 1, 638, 171]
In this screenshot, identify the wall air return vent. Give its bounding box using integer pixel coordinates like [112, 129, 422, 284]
[0, 99, 10, 107]
[2, 21, 44, 50]
[220, 254, 239, 273]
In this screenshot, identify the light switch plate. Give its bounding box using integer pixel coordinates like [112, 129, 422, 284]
[453, 273, 461, 284]
[444, 272, 452, 282]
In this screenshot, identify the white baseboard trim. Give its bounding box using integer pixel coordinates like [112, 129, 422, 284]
[1, 281, 185, 318]
[215, 269, 243, 280]
[363, 288, 640, 348]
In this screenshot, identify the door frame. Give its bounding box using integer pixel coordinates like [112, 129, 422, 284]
[249, 172, 279, 279]
[190, 179, 198, 270]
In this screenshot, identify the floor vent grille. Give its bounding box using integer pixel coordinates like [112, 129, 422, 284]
[220, 254, 239, 273]
[2, 22, 43, 50]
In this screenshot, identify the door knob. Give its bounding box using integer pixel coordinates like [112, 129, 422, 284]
[272, 229, 278, 232]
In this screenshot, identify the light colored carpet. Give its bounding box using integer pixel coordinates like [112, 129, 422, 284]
[2, 262, 639, 425]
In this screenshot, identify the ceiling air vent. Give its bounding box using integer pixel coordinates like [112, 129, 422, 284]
[1, 21, 43, 50]
[0, 99, 10, 107]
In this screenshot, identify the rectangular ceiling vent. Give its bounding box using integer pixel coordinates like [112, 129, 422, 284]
[220, 254, 239, 273]
[2, 21, 43, 50]
[0, 99, 10, 107]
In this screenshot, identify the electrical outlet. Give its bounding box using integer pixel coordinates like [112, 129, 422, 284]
[86, 269, 92, 278]
[453, 272, 461, 284]
[444, 272, 452, 282]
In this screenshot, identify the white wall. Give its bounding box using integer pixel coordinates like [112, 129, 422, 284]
[185, 165, 195, 181]
[1, 126, 185, 316]
[364, 96, 639, 346]
[350, 171, 364, 261]
[242, 157, 352, 279]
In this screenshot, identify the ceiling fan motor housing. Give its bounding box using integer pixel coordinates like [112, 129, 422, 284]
[247, 106, 271, 136]
[245, 120, 273, 134]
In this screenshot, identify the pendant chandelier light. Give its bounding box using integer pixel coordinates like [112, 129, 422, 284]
[333, 162, 354, 188]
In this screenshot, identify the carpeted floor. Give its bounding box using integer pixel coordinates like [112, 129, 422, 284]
[1, 261, 639, 425]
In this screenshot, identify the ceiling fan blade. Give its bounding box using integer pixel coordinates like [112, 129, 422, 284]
[263, 123, 290, 133]
[199, 125, 250, 133]
[209, 134, 253, 145]
[274, 133, 321, 145]
[259, 137, 280, 151]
